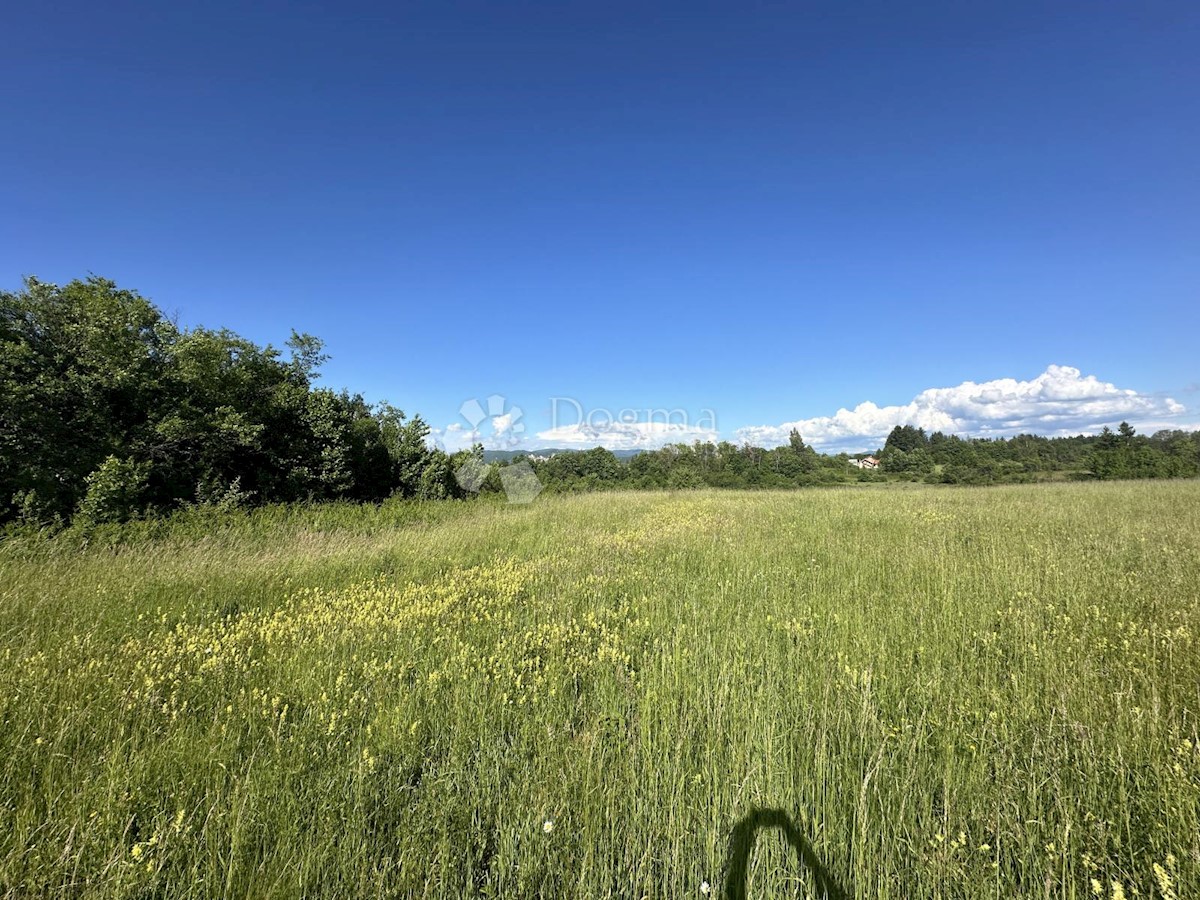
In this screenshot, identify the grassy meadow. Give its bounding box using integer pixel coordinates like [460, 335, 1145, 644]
[1, 483, 1198, 898]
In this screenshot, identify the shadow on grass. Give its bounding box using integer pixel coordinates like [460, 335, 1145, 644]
[722, 807, 849, 900]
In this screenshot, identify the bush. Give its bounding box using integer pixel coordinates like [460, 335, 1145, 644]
[76, 456, 148, 525]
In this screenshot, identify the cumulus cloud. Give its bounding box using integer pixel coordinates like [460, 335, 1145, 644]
[735, 365, 1188, 453]
[535, 420, 720, 451]
[430, 411, 527, 453]
[428, 422, 474, 453]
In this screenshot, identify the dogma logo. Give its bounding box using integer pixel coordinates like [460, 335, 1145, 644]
[453, 394, 543, 504]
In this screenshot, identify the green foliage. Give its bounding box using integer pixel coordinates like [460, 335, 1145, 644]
[0, 276, 449, 524]
[666, 463, 704, 489]
[537, 446, 623, 490]
[1, 276, 176, 520]
[416, 450, 459, 500]
[1087, 422, 1185, 480]
[884, 424, 929, 453]
[194, 474, 255, 511]
[511, 424, 1199, 494]
[882, 446, 934, 475]
[285, 330, 329, 379]
[77, 455, 149, 524]
[377, 403, 436, 497]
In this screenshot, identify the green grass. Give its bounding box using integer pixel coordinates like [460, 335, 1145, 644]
[1, 483, 1197, 898]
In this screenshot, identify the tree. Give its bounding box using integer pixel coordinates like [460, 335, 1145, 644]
[883, 447, 933, 476]
[286, 330, 329, 380]
[0, 276, 176, 521]
[377, 403, 436, 498]
[76, 455, 149, 524]
[0, 275, 442, 523]
[883, 425, 929, 454]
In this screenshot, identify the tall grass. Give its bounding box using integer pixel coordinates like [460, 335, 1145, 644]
[1, 483, 1196, 898]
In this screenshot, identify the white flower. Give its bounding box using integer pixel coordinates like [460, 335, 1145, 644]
[700, 881, 711, 895]
[542, 819, 554, 833]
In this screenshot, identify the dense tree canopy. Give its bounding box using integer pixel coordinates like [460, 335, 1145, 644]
[500, 423, 1200, 494]
[0, 277, 462, 525]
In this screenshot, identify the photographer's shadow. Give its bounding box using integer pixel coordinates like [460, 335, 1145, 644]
[722, 807, 849, 900]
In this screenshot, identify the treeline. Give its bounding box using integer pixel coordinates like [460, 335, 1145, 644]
[3, 276, 1198, 527]
[0, 277, 476, 527]
[876, 423, 1200, 483]
[494, 422, 1200, 493]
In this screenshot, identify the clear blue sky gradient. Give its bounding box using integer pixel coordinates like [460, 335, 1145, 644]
[3, 1, 1197, 443]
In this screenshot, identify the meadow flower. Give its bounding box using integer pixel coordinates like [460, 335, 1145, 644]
[1154, 861, 1177, 900]
[543, 819, 554, 833]
[700, 880, 711, 894]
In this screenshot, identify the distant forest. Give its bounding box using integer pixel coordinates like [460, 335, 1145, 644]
[3, 277, 1198, 527]
[502, 421, 1200, 494]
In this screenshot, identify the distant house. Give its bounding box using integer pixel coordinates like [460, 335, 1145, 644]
[849, 455, 880, 470]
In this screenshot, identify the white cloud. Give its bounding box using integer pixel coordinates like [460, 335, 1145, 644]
[430, 412, 525, 453]
[735, 365, 1189, 452]
[428, 422, 477, 453]
[536, 420, 720, 451]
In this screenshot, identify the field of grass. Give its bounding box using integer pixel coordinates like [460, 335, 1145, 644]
[1, 483, 1197, 898]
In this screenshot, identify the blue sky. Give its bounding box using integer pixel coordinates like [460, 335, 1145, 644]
[3, 1, 1197, 452]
